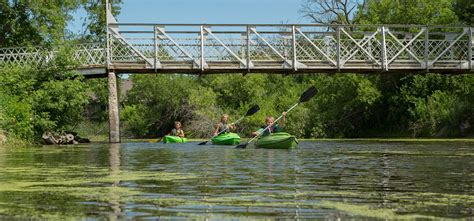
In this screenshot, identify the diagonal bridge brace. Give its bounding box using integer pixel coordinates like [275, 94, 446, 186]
[155, 26, 201, 68]
[429, 28, 468, 66]
[108, 24, 154, 67]
[249, 27, 306, 69]
[296, 28, 337, 66]
[386, 28, 425, 65]
[203, 27, 250, 68]
[340, 28, 381, 67]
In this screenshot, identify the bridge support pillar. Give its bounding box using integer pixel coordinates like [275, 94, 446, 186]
[108, 72, 121, 143]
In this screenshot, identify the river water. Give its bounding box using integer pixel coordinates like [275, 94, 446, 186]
[0, 141, 473, 220]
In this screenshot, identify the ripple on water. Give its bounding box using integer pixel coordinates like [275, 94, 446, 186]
[0, 141, 473, 219]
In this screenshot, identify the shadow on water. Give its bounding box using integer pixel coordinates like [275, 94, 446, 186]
[0, 141, 473, 219]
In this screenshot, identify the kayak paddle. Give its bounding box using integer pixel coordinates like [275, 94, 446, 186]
[156, 136, 165, 143]
[156, 131, 169, 143]
[198, 105, 260, 145]
[155, 127, 174, 143]
[235, 86, 318, 149]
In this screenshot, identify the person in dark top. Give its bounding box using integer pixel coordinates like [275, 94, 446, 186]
[252, 112, 286, 137]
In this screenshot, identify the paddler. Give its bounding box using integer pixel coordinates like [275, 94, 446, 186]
[170, 121, 185, 138]
[251, 112, 286, 137]
[212, 114, 235, 136]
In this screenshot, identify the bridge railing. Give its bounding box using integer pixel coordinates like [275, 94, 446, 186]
[107, 24, 473, 73]
[0, 43, 105, 69]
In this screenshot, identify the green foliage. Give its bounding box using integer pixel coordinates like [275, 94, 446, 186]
[390, 74, 474, 137]
[83, 78, 109, 122]
[186, 85, 220, 137]
[123, 74, 385, 138]
[306, 74, 382, 138]
[123, 75, 199, 137]
[32, 78, 90, 133]
[0, 0, 117, 143]
[356, 0, 459, 25]
[122, 71, 473, 139]
[0, 0, 123, 46]
[121, 104, 148, 137]
[453, 0, 474, 25]
[0, 0, 82, 46]
[81, 0, 123, 39]
[0, 91, 34, 141]
[0, 47, 90, 142]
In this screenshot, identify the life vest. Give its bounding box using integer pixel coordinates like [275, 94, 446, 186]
[171, 128, 184, 136]
[217, 122, 231, 133]
[258, 124, 281, 136]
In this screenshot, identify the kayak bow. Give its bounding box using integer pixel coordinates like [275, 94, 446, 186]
[255, 132, 298, 149]
[163, 135, 188, 144]
[211, 132, 241, 145]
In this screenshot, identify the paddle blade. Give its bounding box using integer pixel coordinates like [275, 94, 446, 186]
[299, 86, 318, 103]
[235, 142, 249, 149]
[198, 141, 208, 145]
[245, 105, 260, 117]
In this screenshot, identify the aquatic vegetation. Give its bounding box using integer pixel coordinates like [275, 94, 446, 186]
[319, 201, 438, 219]
[0, 142, 473, 219]
[314, 138, 474, 142]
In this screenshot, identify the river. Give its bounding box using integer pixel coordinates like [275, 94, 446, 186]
[0, 141, 473, 219]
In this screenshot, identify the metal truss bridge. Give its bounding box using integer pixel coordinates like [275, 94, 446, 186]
[0, 12, 473, 75]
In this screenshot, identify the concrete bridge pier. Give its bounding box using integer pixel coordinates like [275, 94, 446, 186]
[108, 72, 121, 143]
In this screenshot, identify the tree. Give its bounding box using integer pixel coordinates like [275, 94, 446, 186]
[299, 0, 366, 24]
[0, 0, 82, 47]
[304, 74, 381, 137]
[0, 0, 123, 46]
[0, 47, 90, 141]
[0, 0, 124, 143]
[123, 75, 200, 137]
[81, 0, 123, 39]
[453, 0, 474, 25]
[355, 0, 459, 25]
[389, 74, 472, 137]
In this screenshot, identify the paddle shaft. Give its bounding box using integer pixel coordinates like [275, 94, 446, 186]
[215, 116, 244, 136]
[205, 116, 245, 141]
[245, 103, 299, 145]
[156, 135, 166, 143]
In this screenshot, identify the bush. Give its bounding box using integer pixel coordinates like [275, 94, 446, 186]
[0, 46, 91, 142]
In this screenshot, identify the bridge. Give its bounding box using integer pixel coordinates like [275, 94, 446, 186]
[1, 8, 473, 74]
[0, 4, 473, 143]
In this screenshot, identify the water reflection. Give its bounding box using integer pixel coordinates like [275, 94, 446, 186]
[108, 143, 122, 220]
[0, 141, 473, 219]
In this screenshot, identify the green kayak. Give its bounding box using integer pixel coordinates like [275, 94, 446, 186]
[163, 135, 187, 144]
[255, 132, 298, 149]
[211, 132, 241, 145]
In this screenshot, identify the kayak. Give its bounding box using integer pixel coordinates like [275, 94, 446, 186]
[163, 135, 187, 144]
[255, 132, 298, 149]
[211, 132, 241, 145]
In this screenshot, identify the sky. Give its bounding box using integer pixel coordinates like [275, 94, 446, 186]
[69, 0, 307, 33]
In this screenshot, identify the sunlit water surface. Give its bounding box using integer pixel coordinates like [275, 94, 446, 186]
[0, 141, 473, 220]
